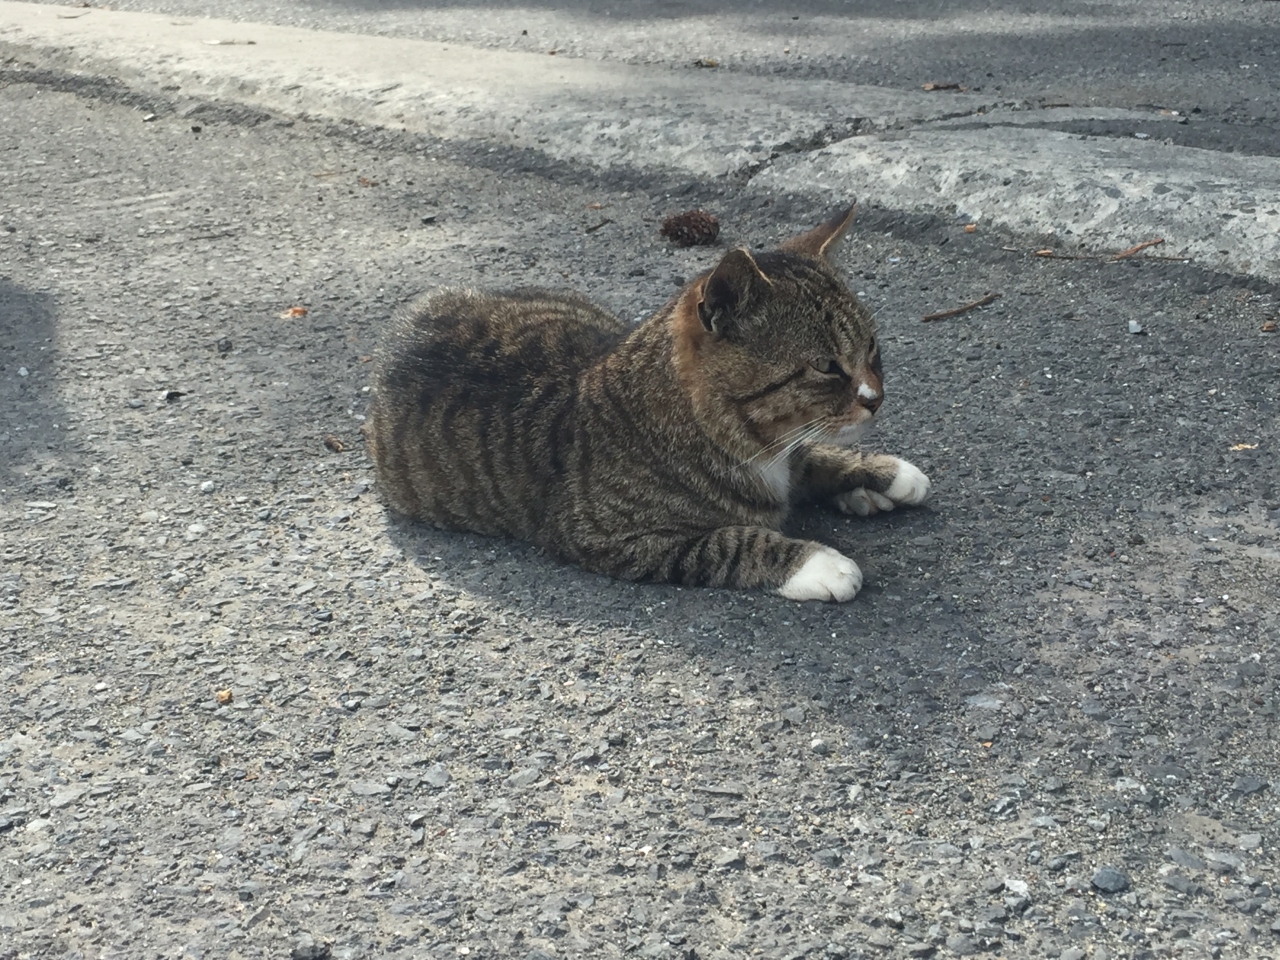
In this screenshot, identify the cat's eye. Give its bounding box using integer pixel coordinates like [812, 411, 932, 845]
[810, 358, 849, 379]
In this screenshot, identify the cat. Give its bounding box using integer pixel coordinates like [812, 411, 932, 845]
[364, 205, 930, 602]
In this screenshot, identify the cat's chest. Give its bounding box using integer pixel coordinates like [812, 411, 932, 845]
[753, 458, 792, 503]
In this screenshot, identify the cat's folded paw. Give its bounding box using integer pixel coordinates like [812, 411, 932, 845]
[885, 458, 931, 506]
[835, 488, 895, 516]
[778, 546, 862, 602]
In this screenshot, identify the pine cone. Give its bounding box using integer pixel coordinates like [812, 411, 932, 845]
[660, 209, 720, 247]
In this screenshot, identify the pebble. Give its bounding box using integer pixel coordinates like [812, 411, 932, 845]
[1232, 775, 1268, 795]
[349, 780, 391, 797]
[1166, 847, 1205, 870]
[422, 764, 451, 789]
[944, 933, 978, 955]
[291, 933, 331, 960]
[1238, 833, 1263, 851]
[1091, 866, 1131, 893]
[712, 849, 745, 869]
[813, 848, 843, 868]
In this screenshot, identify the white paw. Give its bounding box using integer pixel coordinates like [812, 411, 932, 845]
[835, 488, 895, 516]
[885, 459, 931, 506]
[778, 547, 863, 602]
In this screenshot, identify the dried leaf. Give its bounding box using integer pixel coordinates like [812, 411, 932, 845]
[587, 202, 605, 210]
[693, 58, 719, 68]
[323, 435, 346, 453]
[280, 306, 308, 319]
[216, 689, 234, 705]
[964, 224, 977, 233]
[1230, 443, 1258, 451]
[1034, 249, 1056, 257]
[358, 176, 379, 187]
[1263, 320, 1278, 333]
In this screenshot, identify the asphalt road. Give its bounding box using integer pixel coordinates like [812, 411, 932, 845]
[3, 8, 1280, 960]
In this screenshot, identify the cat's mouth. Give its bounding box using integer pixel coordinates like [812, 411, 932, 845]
[830, 419, 872, 447]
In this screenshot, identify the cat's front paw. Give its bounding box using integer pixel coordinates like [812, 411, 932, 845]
[885, 458, 931, 506]
[778, 546, 863, 602]
[835, 458, 931, 516]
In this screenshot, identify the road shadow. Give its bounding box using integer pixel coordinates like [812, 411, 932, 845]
[0, 278, 71, 502]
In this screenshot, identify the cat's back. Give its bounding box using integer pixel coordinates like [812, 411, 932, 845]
[376, 287, 626, 395]
[366, 287, 628, 535]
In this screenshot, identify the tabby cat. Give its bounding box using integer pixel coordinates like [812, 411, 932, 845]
[365, 205, 930, 602]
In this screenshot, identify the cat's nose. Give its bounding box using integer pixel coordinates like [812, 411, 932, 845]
[856, 382, 882, 414]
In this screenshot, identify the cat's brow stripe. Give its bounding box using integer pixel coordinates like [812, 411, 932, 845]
[732, 367, 805, 404]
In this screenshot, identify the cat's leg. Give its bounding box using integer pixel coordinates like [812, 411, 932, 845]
[795, 444, 931, 517]
[606, 526, 862, 602]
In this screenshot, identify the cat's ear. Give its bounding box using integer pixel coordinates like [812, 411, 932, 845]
[698, 247, 771, 337]
[781, 203, 857, 260]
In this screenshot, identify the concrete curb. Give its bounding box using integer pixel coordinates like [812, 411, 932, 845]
[757, 126, 1280, 281]
[2, 1, 1277, 281]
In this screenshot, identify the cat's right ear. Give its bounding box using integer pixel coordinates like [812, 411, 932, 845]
[698, 248, 770, 337]
[781, 203, 857, 260]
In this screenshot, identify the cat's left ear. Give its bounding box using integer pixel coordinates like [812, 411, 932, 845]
[781, 203, 857, 260]
[698, 247, 771, 338]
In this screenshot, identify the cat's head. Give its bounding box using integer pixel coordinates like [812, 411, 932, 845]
[681, 205, 882, 450]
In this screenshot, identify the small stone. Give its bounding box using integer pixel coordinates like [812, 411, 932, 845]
[1239, 833, 1263, 852]
[1091, 866, 1130, 893]
[756, 840, 783, 861]
[945, 933, 979, 955]
[1232, 775, 1268, 795]
[813, 848, 842, 868]
[291, 933, 331, 960]
[712, 849, 745, 869]
[1002, 877, 1029, 898]
[349, 780, 391, 797]
[1205, 850, 1243, 874]
[49, 785, 89, 810]
[810, 738, 831, 756]
[1162, 873, 1204, 896]
[781, 706, 806, 725]
[422, 763, 451, 789]
[1127, 320, 1145, 335]
[215, 337, 233, 354]
[698, 781, 748, 798]
[1060, 949, 1086, 960]
[200, 480, 216, 494]
[1166, 847, 1205, 870]
[505, 768, 542, 789]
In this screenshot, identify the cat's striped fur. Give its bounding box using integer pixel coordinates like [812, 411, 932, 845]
[365, 206, 930, 601]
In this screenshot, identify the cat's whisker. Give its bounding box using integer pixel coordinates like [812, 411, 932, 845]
[742, 417, 826, 466]
[759, 422, 829, 476]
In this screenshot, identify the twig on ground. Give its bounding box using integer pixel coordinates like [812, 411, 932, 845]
[922, 292, 1002, 322]
[1112, 238, 1164, 260]
[585, 218, 614, 234]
